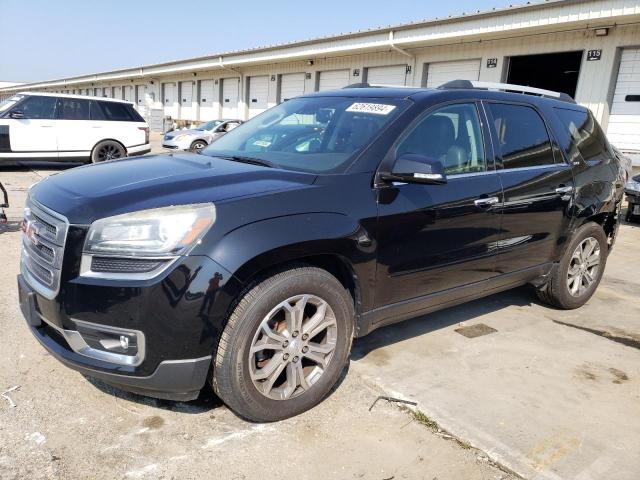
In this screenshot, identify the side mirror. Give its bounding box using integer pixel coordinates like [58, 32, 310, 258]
[380, 154, 447, 185]
[9, 110, 24, 119]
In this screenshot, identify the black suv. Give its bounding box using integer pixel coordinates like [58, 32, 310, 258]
[18, 82, 624, 421]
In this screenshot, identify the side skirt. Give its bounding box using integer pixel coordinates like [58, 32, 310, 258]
[355, 263, 553, 337]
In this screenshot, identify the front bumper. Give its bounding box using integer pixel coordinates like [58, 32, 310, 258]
[162, 136, 193, 150]
[17, 248, 237, 401]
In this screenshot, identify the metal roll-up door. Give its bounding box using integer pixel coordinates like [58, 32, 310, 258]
[366, 65, 407, 86]
[248, 75, 269, 118]
[136, 85, 148, 118]
[180, 81, 194, 120]
[425, 59, 481, 88]
[607, 48, 640, 158]
[222, 78, 239, 118]
[318, 69, 350, 91]
[280, 73, 305, 102]
[163, 82, 177, 119]
[113, 86, 122, 99]
[199, 80, 216, 120]
[123, 85, 133, 102]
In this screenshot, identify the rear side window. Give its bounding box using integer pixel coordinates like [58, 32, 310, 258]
[16, 96, 57, 120]
[57, 98, 90, 120]
[89, 101, 106, 120]
[96, 101, 134, 121]
[554, 108, 610, 163]
[487, 103, 555, 169]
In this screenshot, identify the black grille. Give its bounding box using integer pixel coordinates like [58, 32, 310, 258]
[91, 257, 165, 273]
[26, 255, 54, 286]
[32, 241, 55, 262]
[32, 213, 57, 238]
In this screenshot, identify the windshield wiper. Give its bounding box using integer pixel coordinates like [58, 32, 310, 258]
[217, 155, 276, 168]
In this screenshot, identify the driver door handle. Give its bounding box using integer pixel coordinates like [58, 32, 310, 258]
[474, 196, 499, 207]
[555, 186, 574, 195]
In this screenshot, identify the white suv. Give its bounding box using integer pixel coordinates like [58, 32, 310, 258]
[0, 92, 150, 163]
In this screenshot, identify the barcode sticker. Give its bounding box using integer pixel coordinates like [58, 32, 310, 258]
[346, 103, 396, 115]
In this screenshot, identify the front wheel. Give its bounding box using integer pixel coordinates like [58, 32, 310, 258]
[189, 140, 208, 152]
[536, 222, 608, 309]
[213, 266, 354, 422]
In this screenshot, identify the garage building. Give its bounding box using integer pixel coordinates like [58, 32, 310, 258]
[1, 0, 639, 161]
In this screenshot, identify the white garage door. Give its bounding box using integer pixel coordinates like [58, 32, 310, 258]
[124, 85, 134, 102]
[280, 73, 305, 102]
[199, 80, 216, 121]
[248, 75, 269, 118]
[425, 59, 481, 88]
[180, 81, 194, 120]
[607, 48, 640, 155]
[102, 87, 111, 98]
[136, 85, 148, 118]
[163, 83, 178, 118]
[319, 69, 350, 91]
[366, 65, 408, 86]
[113, 86, 122, 100]
[222, 77, 240, 118]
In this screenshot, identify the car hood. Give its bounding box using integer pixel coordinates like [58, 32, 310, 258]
[31, 152, 317, 224]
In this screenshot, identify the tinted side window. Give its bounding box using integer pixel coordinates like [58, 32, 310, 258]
[554, 108, 610, 163]
[58, 98, 90, 120]
[97, 101, 133, 121]
[16, 96, 57, 120]
[89, 101, 106, 120]
[125, 105, 144, 122]
[395, 103, 486, 175]
[488, 103, 555, 169]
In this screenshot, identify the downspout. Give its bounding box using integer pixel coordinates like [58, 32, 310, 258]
[389, 30, 416, 86]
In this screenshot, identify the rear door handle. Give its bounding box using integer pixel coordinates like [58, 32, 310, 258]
[555, 186, 574, 195]
[474, 196, 500, 207]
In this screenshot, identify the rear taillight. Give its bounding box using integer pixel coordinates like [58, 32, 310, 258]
[138, 126, 149, 144]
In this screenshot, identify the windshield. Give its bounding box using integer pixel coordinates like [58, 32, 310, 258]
[201, 96, 407, 173]
[196, 120, 223, 131]
[0, 94, 24, 113]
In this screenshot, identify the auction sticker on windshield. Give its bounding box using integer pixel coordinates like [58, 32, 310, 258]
[346, 103, 396, 115]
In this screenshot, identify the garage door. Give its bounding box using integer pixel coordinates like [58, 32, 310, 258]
[248, 75, 269, 118]
[607, 48, 640, 155]
[319, 69, 350, 91]
[280, 73, 305, 102]
[180, 81, 194, 120]
[136, 85, 148, 118]
[103, 87, 111, 98]
[199, 80, 216, 121]
[163, 83, 178, 119]
[113, 86, 122, 100]
[425, 59, 481, 88]
[366, 65, 408, 86]
[124, 85, 134, 102]
[222, 77, 240, 118]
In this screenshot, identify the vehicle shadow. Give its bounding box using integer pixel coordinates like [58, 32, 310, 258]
[0, 161, 83, 171]
[352, 285, 536, 361]
[0, 221, 22, 233]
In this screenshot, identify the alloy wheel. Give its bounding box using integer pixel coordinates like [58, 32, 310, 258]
[567, 236, 601, 297]
[97, 144, 123, 161]
[248, 294, 338, 400]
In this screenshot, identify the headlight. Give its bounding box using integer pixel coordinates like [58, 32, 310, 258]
[84, 203, 216, 257]
[626, 180, 640, 192]
[173, 134, 190, 142]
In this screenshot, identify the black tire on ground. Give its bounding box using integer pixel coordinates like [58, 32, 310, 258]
[213, 266, 355, 422]
[536, 221, 608, 310]
[91, 140, 126, 163]
[189, 140, 208, 152]
[625, 207, 633, 223]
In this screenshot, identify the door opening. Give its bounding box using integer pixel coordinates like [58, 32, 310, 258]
[506, 51, 582, 98]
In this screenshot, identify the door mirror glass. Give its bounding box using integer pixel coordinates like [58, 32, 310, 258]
[9, 110, 24, 119]
[385, 153, 447, 184]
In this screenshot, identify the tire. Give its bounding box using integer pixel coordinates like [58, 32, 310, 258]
[91, 140, 126, 163]
[626, 207, 633, 223]
[189, 140, 208, 152]
[536, 222, 608, 309]
[213, 266, 354, 422]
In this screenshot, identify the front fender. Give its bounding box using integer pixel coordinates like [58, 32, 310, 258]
[206, 212, 376, 308]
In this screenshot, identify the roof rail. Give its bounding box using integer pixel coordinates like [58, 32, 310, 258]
[342, 82, 418, 89]
[437, 80, 575, 103]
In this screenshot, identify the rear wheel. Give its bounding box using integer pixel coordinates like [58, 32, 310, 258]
[536, 222, 607, 309]
[213, 266, 354, 422]
[91, 140, 126, 163]
[189, 140, 208, 152]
